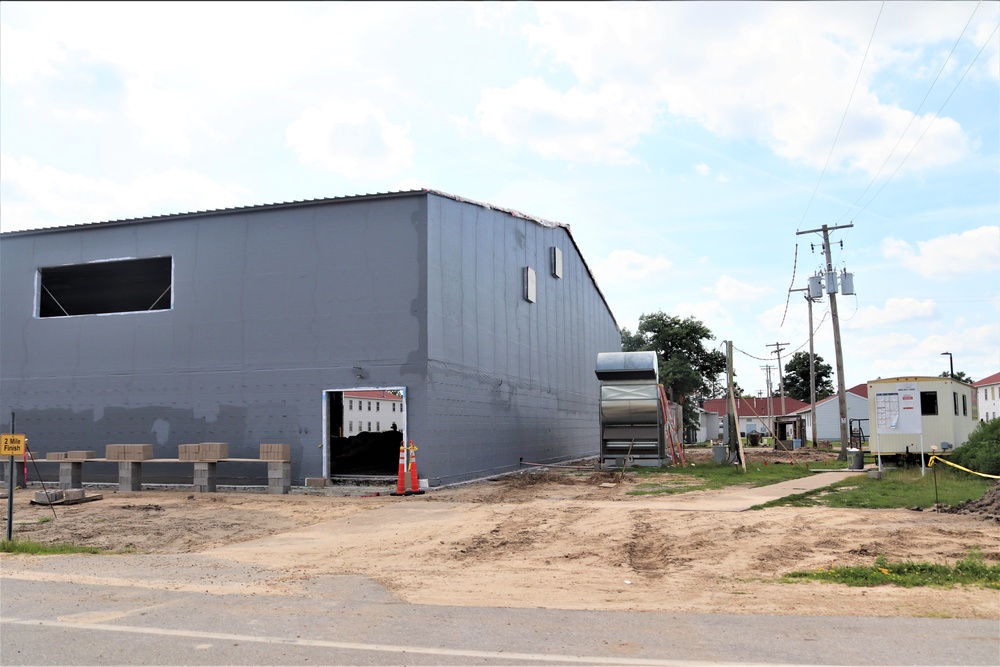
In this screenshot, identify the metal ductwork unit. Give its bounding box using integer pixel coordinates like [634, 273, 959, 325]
[595, 351, 666, 467]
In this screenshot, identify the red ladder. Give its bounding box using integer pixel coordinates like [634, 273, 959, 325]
[658, 385, 686, 467]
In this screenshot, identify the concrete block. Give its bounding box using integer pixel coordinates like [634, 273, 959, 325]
[66, 450, 96, 460]
[260, 443, 291, 461]
[193, 462, 217, 492]
[118, 462, 142, 491]
[178, 444, 200, 461]
[305, 477, 325, 488]
[199, 442, 228, 460]
[59, 461, 82, 490]
[46, 452, 68, 461]
[34, 490, 63, 503]
[63, 488, 86, 500]
[107, 444, 153, 461]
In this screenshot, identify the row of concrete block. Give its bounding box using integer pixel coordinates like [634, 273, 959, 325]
[7, 459, 293, 495]
[44, 443, 292, 462]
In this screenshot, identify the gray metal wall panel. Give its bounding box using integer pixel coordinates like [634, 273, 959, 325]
[422, 195, 620, 484]
[3, 191, 616, 487]
[1, 196, 428, 484]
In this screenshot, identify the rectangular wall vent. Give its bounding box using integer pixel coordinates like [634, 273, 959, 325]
[524, 266, 536, 303]
[551, 247, 563, 278]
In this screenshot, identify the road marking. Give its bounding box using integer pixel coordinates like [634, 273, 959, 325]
[0, 617, 789, 666]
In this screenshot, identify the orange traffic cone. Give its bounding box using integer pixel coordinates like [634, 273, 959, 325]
[390, 440, 408, 496]
[408, 440, 425, 495]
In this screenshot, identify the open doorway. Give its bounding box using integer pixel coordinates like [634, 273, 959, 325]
[323, 387, 406, 479]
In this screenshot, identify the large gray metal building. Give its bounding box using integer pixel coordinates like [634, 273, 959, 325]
[0, 190, 621, 486]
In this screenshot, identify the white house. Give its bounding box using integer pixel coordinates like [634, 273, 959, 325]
[973, 372, 1000, 422]
[791, 383, 869, 444]
[343, 389, 404, 435]
[867, 376, 978, 455]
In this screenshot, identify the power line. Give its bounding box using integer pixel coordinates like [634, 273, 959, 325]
[779, 242, 799, 328]
[851, 21, 1000, 221]
[832, 1, 991, 227]
[796, 1, 885, 231]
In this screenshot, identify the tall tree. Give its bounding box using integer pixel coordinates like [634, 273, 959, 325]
[782, 351, 834, 402]
[939, 370, 973, 383]
[620, 312, 727, 427]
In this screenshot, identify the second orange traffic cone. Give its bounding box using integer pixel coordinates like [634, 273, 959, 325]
[408, 440, 425, 495]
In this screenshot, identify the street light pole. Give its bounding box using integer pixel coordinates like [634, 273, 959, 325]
[941, 352, 954, 380]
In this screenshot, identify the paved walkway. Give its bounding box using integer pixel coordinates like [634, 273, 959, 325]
[620, 469, 868, 512]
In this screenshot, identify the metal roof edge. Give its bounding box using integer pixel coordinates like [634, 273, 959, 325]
[1, 188, 621, 333]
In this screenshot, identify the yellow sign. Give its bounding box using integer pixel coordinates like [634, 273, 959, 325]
[1, 434, 26, 457]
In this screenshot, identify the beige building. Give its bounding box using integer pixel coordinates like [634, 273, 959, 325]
[867, 376, 978, 456]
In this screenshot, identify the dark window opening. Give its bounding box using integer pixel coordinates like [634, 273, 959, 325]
[39, 257, 172, 318]
[962, 394, 968, 416]
[953, 392, 959, 416]
[920, 391, 938, 416]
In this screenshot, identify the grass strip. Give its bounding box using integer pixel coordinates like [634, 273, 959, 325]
[1, 539, 103, 555]
[784, 549, 1000, 589]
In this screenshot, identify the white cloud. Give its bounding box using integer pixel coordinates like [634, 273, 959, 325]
[285, 101, 414, 179]
[882, 226, 1000, 278]
[844, 297, 937, 329]
[477, 77, 657, 164]
[592, 249, 672, 285]
[694, 163, 711, 176]
[507, 2, 991, 173]
[0, 22, 65, 84]
[0, 154, 250, 232]
[711, 275, 771, 302]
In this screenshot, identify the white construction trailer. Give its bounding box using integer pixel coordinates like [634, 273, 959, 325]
[867, 376, 978, 462]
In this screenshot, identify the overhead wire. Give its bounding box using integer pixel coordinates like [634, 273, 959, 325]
[850, 19, 1000, 221]
[796, 0, 886, 232]
[832, 1, 991, 227]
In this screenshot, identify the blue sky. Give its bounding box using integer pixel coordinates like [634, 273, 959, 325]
[2, 1, 998, 395]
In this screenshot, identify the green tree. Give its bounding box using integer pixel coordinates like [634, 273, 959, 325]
[620, 312, 727, 427]
[782, 351, 834, 402]
[939, 370, 973, 384]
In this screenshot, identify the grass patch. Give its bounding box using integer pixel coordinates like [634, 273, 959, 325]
[784, 548, 1000, 589]
[752, 467, 992, 510]
[628, 461, 815, 496]
[0, 539, 104, 555]
[36, 516, 53, 525]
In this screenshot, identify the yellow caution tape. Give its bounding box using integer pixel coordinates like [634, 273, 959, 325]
[927, 455, 1000, 479]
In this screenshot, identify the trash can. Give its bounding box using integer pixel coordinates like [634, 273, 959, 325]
[847, 448, 864, 470]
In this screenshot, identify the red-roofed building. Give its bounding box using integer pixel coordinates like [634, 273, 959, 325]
[702, 395, 809, 437]
[973, 372, 1000, 422]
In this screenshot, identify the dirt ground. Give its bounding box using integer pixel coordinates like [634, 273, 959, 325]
[3, 449, 998, 619]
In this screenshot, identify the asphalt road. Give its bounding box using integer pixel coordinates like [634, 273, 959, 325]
[2, 553, 997, 666]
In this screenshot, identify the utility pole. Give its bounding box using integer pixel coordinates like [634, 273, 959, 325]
[760, 364, 775, 437]
[798, 223, 854, 460]
[767, 342, 789, 422]
[726, 341, 739, 461]
[791, 288, 820, 448]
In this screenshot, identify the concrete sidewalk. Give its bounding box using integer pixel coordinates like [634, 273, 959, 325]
[612, 470, 868, 512]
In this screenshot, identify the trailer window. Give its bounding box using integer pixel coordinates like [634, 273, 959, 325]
[39, 257, 172, 318]
[919, 391, 938, 416]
